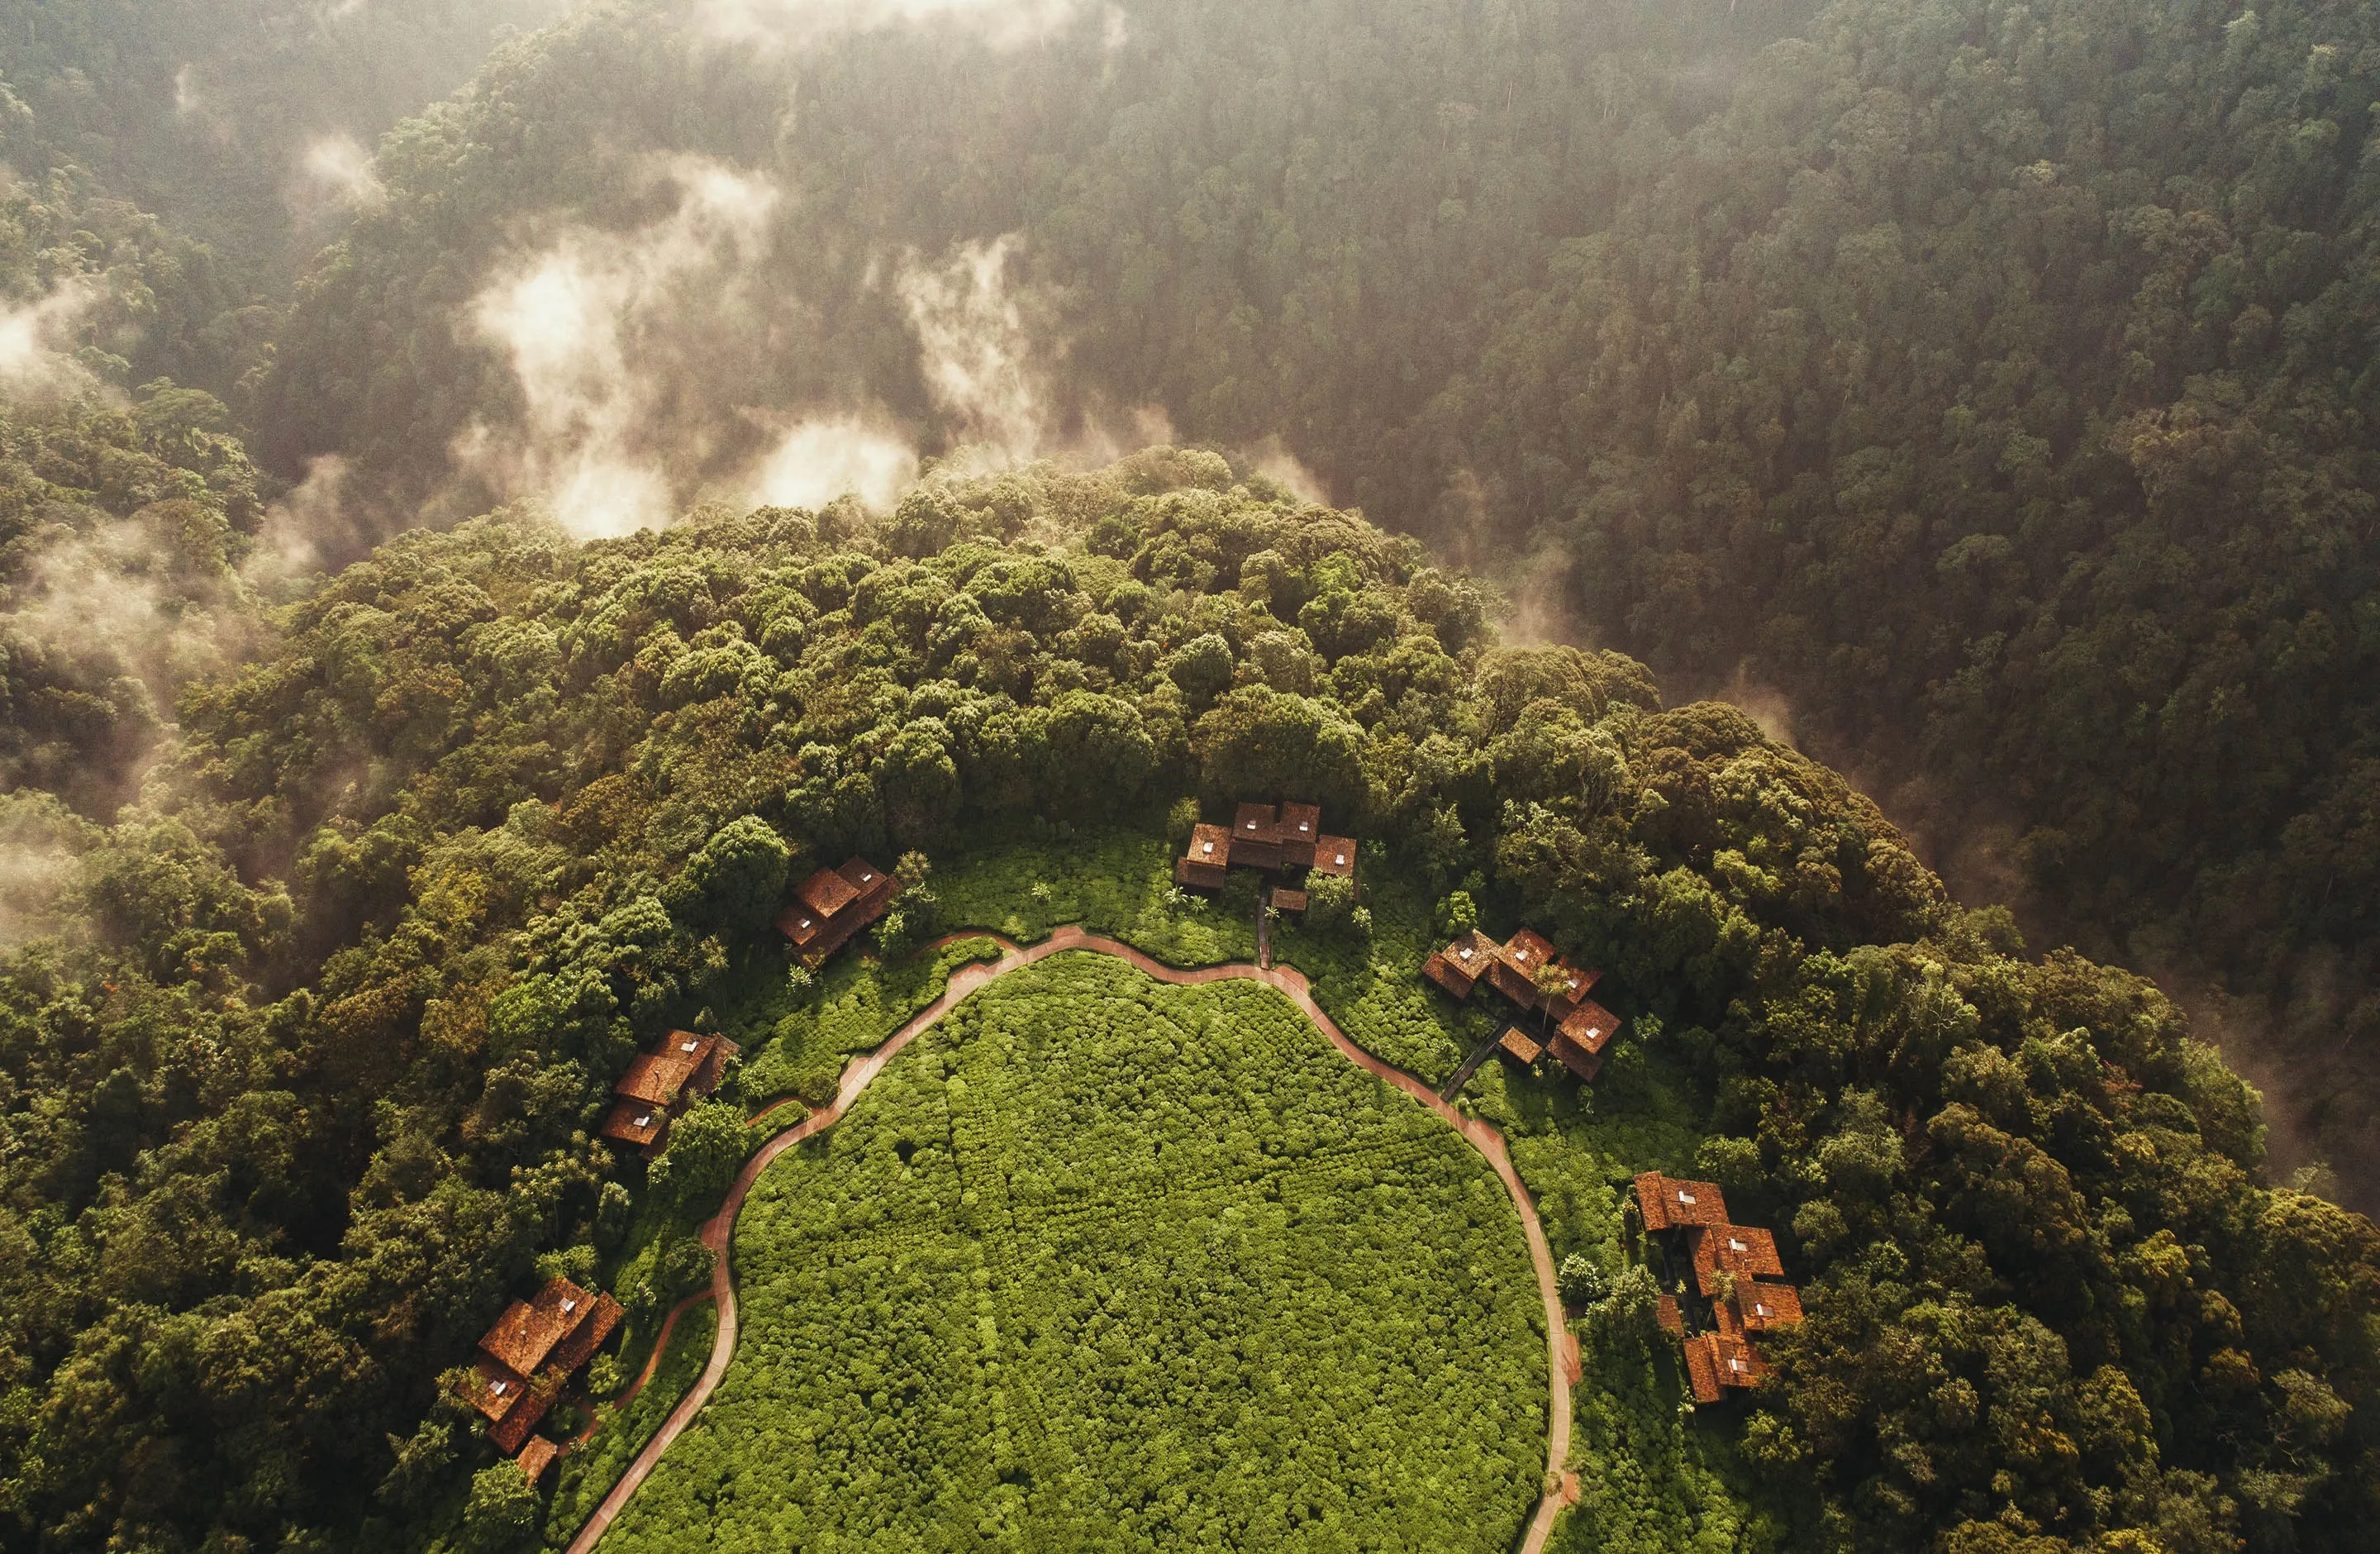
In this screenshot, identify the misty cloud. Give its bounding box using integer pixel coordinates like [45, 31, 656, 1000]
[896, 235, 1052, 467]
[747, 415, 920, 512]
[0, 280, 98, 396]
[693, 0, 1091, 52]
[459, 156, 782, 538]
[297, 133, 387, 212]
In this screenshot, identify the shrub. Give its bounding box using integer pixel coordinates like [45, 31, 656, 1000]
[1558, 1252, 1608, 1307]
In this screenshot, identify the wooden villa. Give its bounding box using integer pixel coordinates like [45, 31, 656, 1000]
[1173, 801, 1359, 912]
[461, 1278, 625, 1456]
[1423, 925, 1621, 1080]
[601, 1029, 740, 1156]
[1633, 1175, 1804, 1404]
[776, 856, 898, 968]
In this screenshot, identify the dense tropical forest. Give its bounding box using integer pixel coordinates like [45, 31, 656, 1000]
[1, 1, 2378, 1552]
[238, 0, 2380, 1201]
[0, 454, 2370, 1553]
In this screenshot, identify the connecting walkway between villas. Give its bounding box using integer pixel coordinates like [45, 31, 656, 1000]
[561, 926, 1581, 1554]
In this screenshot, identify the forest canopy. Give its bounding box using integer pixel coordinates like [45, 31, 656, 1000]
[0, 2, 2377, 1552]
[0, 455, 2367, 1554]
[242, 0, 2380, 1201]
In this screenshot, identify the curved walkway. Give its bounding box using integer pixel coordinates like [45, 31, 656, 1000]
[564, 927, 1578, 1554]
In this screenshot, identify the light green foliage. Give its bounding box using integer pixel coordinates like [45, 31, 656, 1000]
[1555, 1333, 1773, 1554]
[602, 956, 1547, 1552]
[1559, 1253, 1608, 1308]
[735, 936, 1006, 1107]
[544, 1303, 718, 1550]
[930, 828, 1259, 968]
[1277, 858, 1471, 1084]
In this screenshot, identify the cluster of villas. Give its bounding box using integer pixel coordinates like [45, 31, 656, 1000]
[1635, 1172, 1805, 1402]
[1424, 926, 1623, 1082]
[1173, 800, 1357, 914]
[459, 813, 1799, 1471]
[461, 1278, 626, 1483]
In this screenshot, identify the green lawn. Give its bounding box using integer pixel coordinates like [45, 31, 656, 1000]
[598, 953, 1549, 1554]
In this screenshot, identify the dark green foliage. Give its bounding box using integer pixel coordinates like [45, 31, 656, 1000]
[247, 0, 2380, 1199]
[646, 1099, 744, 1218]
[0, 456, 2368, 1554]
[462, 1461, 539, 1554]
[602, 955, 1548, 1554]
[669, 817, 790, 933]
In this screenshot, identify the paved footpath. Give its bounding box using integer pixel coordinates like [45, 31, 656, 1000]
[564, 926, 1579, 1554]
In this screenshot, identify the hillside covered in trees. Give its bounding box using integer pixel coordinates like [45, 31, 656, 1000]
[243, 0, 2380, 1204]
[0, 454, 2369, 1554]
[0, 2, 2378, 1552]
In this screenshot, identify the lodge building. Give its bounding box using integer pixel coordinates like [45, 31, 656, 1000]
[1174, 801, 1357, 913]
[460, 1277, 625, 1474]
[775, 856, 899, 968]
[600, 1029, 740, 1156]
[1424, 927, 1622, 1080]
[1632, 1172, 1806, 1404]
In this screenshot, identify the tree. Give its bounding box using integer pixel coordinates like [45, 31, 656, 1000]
[673, 818, 791, 932]
[1192, 686, 1368, 818]
[648, 1100, 745, 1218]
[461, 1461, 539, 1554]
[1557, 1254, 1608, 1307]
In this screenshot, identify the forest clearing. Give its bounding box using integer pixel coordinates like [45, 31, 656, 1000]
[573, 938, 1564, 1553]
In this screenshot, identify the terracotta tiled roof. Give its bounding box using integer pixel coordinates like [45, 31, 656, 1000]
[478, 1280, 593, 1378]
[1278, 802, 1321, 865]
[547, 1291, 626, 1374]
[1504, 928, 1559, 977]
[1732, 1282, 1803, 1332]
[1187, 823, 1232, 866]
[1423, 930, 1498, 999]
[1499, 1027, 1543, 1063]
[797, 865, 860, 918]
[1232, 802, 1280, 842]
[516, 1436, 559, 1485]
[1683, 1332, 1724, 1403]
[1545, 1031, 1605, 1081]
[1656, 1294, 1684, 1338]
[464, 1354, 531, 1423]
[1558, 999, 1621, 1055]
[1175, 856, 1228, 889]
[1311, 836, 1357, 878]
[1539, 957, 1599, 1018]
[1691, 1225, 1785, 1293]
[601, 1098, 667, 1150]
[489, 1377, 557, 1454]
[1714, 1332, 1771, 1389]
[1271, 888, 1309, 913]
[836, 857, 894, 913]
[614, 1047, 702, 1108]
[1636, 1173, 1729, 1231]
